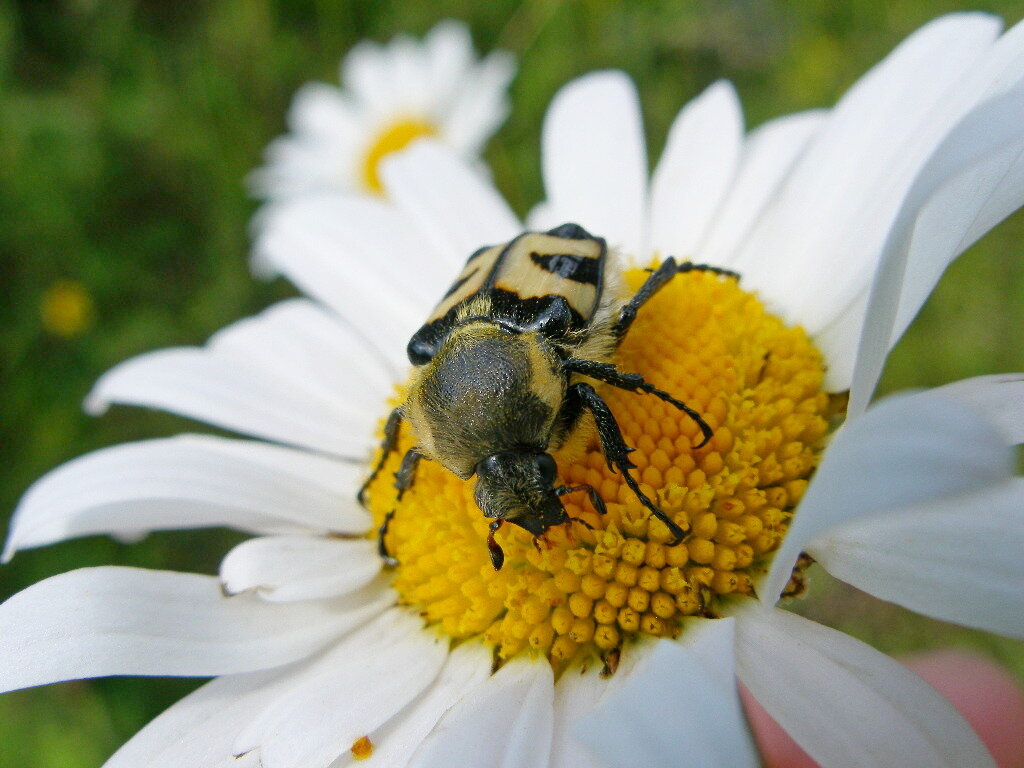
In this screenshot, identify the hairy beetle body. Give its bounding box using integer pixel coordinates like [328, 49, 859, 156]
[361, 223, 738, 569]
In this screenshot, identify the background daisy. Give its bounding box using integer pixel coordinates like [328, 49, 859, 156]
[3, 3, 1024, 767]
[248, 19, 515, 201]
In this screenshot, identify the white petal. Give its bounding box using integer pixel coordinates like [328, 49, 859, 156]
[342, 39, 392, 114]
[648, 81, 743, 260]
[248, 83, 363, 200]
[811, 476, 1024, 638]
[421, 20, 475, 106]
[359, 642, 493, 767]
[220, 535, 380, 602]
[762, 388, 1011, 604]
[443, 49, 515, 155]
[735, 606, 995, 768]
[235, 609, 447, 768]
[576, 621, 758, 768]
[736, 13, 1004, 331]
[104, 667, 294, 768]
[541, 71, 647, 257]
[287, 82, 361, 139]
[254, 196, 446, 374]
[935, 373, 1024, 445]
[698, 109, 826, 266]
[0, 567, 392, 692]
[848, 88, 1024, 411]
[3, 435, 370, 561]
[87, 300, 386, 458]
[409, 656, 554, 768]
[549, 665, 613, 768]
[381, 140, 522, 265]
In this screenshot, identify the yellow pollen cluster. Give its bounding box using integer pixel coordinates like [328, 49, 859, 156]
[361, 118, 439, 193]
[364, 269, 832, 669]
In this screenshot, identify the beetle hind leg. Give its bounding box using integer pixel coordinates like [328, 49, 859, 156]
[565, 358, 713, 448]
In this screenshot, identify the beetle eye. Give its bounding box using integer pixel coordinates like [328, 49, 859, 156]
[536, 453, 557, 486]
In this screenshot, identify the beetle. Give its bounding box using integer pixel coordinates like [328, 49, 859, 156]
[360, 223, 738, 569]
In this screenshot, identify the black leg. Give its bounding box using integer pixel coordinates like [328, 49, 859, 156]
[564, 358, 713, 448]
[375, 449, 422, 567]
[614, 256, 740, 340]
[568, 382, 687, 545]
[377, 510, 399, 567]
[357, 408, 403, 506]
[394, 449, 422, 499]
[555, 483, 608, 516]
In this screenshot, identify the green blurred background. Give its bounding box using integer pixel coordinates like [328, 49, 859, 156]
[2, 0, 1024, 764]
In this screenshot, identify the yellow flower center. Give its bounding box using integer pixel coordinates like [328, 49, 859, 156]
[360, 118, 439, 194]
[40, 280, 95, 338]
[364, 268, 833, 669]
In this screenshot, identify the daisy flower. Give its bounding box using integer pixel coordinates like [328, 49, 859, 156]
[248, 19, 515, 200]
[4, 11, 1024, 768]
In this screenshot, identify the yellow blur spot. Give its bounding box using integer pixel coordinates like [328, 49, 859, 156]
[41, 280, 94, 338]
[361, 118, 439, 194]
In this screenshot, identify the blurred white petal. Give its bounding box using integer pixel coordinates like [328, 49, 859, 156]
[381, 140, 521, 265]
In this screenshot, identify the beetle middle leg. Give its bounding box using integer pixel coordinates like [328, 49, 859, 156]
[358, 407, 403, 506]
[564, 357, 713, 448]
[614, 256, 740, 340]
[566, 382, 687, 545]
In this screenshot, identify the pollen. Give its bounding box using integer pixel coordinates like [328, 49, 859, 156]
[361, 118, 439, 193]
[350, 736, 374, 761]
[363, 269, 832, 670]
